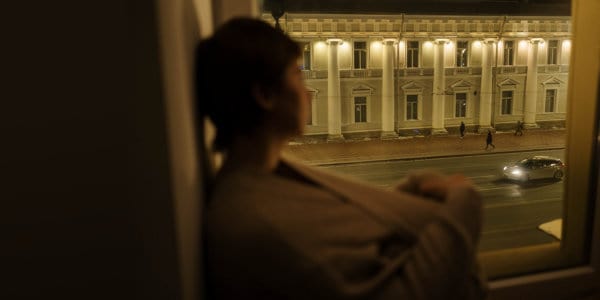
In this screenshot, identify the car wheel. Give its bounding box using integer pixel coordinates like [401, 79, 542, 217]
[554, 170, 564, 179]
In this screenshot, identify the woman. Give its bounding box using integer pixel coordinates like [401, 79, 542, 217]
[197, 18, 486, 300]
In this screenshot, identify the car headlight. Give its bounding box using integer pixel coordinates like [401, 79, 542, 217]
[511, 169, 522, 175]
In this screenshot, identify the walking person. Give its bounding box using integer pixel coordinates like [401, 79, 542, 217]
[485, 130, 495, 150]
[459, 121, 466, 139]
[514, 120, 523, 136]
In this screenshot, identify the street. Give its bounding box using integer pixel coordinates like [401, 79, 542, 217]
[320, 149, 565, 251]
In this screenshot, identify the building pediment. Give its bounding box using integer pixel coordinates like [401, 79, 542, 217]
[400, 81, 424, 92]
[541, 77, 565, 86]
[497, 78, 520, 87]
[351, 83, 375, 95]
[448, 79, 473, 91]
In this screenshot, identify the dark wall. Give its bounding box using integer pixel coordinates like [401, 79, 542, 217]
[264, 0, 571, 16]
[4, 0, 182, 299]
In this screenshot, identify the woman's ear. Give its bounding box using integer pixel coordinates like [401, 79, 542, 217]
[252, 85, 275, 111]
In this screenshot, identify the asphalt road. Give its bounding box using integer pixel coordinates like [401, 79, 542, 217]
[320, 149, 565, 251]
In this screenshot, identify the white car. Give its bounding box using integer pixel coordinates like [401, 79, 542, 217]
[502, 156, 565, 182]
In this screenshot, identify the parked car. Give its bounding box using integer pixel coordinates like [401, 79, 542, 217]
[502, 156, 565, 182]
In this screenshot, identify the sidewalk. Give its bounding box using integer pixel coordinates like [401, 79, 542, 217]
[284, 129, 566, 165]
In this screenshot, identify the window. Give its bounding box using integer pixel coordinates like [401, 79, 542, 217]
[406, 41, 419, 68]
[354, 97, 367, 122]
[406, 94, 418, 120]
[545, 89, 557, 112]
[353, 41, 367, 69]
[503, 40, 514, 65]
[301, 42, 311, 70]
[455, 93, 467, 117]
[501, 90, 513, 115]
[456, 41, 468, 67]
[547, 40, 558, 65]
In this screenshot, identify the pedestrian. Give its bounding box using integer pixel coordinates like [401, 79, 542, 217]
[514, 120, 523, 136]
[485, 130, 495, 150]
[199, 18, 487, 300]
[459, 121, 466, 138]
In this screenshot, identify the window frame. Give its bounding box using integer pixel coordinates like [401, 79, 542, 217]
[544, 89, 557, 113]
[456, 40, 469, 67]
[353, 96, 368, 123]
[353, 41, 367, 69]
[406, 40, 419, 68]
[500, 90, 514, 115]
[454, 92, 467, 118]
[503, 40, 515, 66]
[547, 40, 559, 65]
[405, 94, 420, 121]
[484, 0, 600, 297]
[301, 41, 312, 70]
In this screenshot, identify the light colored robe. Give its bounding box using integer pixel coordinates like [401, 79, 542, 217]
[205, 156, 487, 299]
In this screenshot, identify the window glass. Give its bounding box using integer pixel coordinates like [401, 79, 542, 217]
[354, 96, 367, 122]
[407, 41, 419, 68]
[501, 90, 513, 115]
[264, 0, 596, 281]
[353, 41, 367, 69]
[301, 42, 311, 70]
[455, 92, 467, 117]
[545, 89, 557, 112]
[406, 95, 418, 120]
[456, 41, 468, 67]
[547, 40, 558, 65]
[503, 40, 514, 65]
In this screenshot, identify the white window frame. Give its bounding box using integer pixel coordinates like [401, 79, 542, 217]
[300, 41, 312, 71]
[541, 77, 564, 114]
[500, 89, 514, 115]
[544, 88, 557, 113]
[405, 94, 419, 121]
[306, 87, 318, 125]
[353, 41, 367, 70]
[503, 40, 515, 66]
[352, 96, 368, 123]
[351, 84, 374, 123]
[547, 40, 559, 65]
[456, 40, 469, 67]
[406, 40, 420, 68]
[454, 92, 468, 118]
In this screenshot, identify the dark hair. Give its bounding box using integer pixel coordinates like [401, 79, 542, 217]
[196, 18, 301, 151]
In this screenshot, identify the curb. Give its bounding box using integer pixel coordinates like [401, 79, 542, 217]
[296, 145, 566, 166]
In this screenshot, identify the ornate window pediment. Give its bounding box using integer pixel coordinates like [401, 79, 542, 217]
[497, 78, 520, 87]
[448, 79, 473, 92]
[541, 76, 565, 87]
[400, 81, 424, 93]
[351, 83, 375, 95]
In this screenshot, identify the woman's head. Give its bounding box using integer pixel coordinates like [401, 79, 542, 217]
[196, 18, 307, 151]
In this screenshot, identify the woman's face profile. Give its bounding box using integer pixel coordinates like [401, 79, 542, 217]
[270, 60, 311, 137]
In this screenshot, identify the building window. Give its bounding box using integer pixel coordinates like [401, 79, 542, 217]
[354, 96, 367, 122]
[501, 90, 513, 115]
[406, 41, 419, 68]
[301, 42, 311, 70]
[545, 89, 557, 112]
[353, 41, 367, 69]
[503, 40, 514, 65]
[456, 41, 468, 67]
[547, 40, 558, 65]
[455, 92, 467, 117]
[406, 94, 418, 120]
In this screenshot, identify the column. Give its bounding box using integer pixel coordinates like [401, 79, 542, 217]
[478, 39, 495, 133]
[381, 38, 397, 139]
[327, 39, 344, 141]
[432, 39, 448, 134]
[524, 38, 542, 128]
